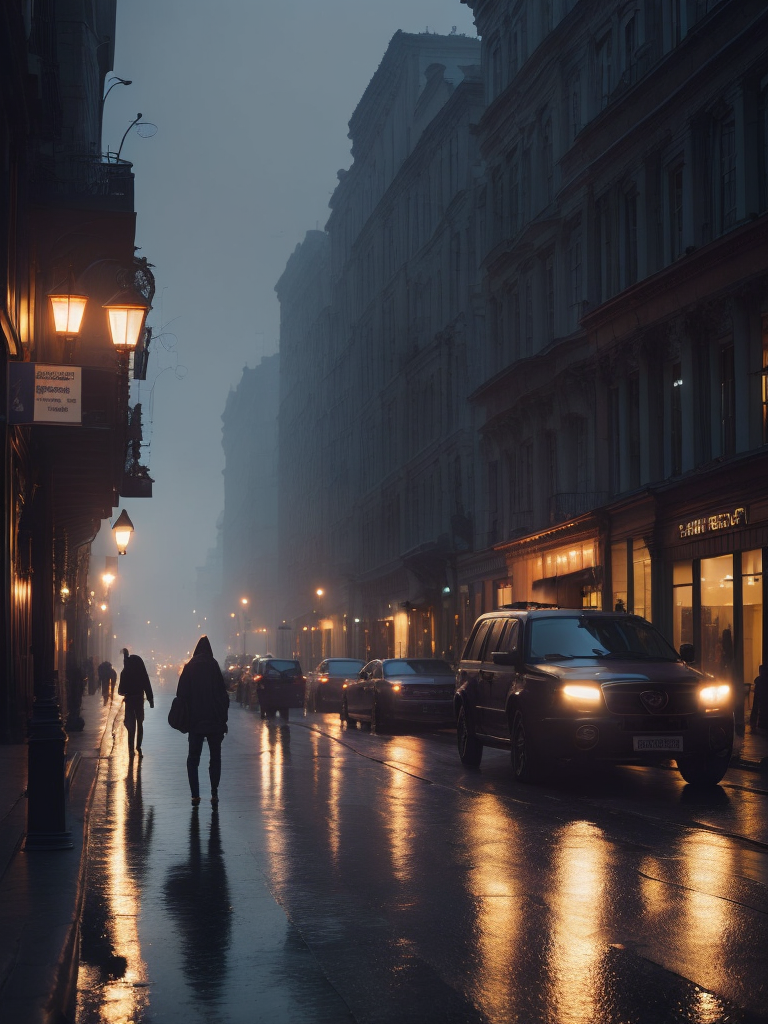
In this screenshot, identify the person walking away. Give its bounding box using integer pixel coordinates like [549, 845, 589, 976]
[177, 636, 229, 806]
[98, 660, 117, 706]
[750, 663, 768, 732]
[119, 648, 154, 757]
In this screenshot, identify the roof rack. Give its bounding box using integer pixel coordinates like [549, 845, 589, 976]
[499, 602, 560, 610]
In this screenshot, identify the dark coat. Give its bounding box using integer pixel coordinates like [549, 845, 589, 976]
[177, 637, 229, 736]
[119, 655, 154, 703]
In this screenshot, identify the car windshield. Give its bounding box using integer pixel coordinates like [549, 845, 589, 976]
[528, 617, 679, 663]
[264, 660, 301, 674]
[383, 659, 454, 677]
[326, 660, 365, 674]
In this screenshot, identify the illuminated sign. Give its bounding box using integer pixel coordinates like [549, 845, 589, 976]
[678, 507, 747, 539]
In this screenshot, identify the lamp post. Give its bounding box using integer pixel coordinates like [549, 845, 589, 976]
[240, 598, 249, 661]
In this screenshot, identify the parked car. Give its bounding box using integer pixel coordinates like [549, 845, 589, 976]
[251, 657, 306, 720]
[341, 658, 456, 731]
[306, 658, 366, 712]
[454, 606, 734, 786]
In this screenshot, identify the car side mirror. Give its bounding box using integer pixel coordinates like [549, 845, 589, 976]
[679, 643, 695, 664]
[492, 650, 517, 666]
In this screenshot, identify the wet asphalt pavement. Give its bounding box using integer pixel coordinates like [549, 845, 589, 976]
[76, 682, 768, 1024]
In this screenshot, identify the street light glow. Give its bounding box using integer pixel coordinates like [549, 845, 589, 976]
[316, 588, 324, 597]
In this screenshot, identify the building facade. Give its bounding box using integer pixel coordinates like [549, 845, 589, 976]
[1, 1, 156, 746]
[220, 354, 279, 660]
[277, 31, 483, 666]
[462, 0, 768, 722]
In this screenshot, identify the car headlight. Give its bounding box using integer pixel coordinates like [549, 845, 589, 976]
[699, 684, 730, 708]
[562, 684, 602, 703]
[390, 683, 402, 693]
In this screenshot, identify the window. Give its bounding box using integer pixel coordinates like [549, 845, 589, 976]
[545, 254, 555, 341]
[624, 16, 637, 76]
[628, 372, 640, 488]
[507, 152, 520, 235]
[672, 561, 693, 651]
[668, 163, 684, 261]
[491, 42, 502, 98]
[719, 114, 737, 232]
[633, 539, 652, 620]
[488, 460, 499, 545]
[608, 386, 621, 493]
[482, 619, 506, 661]
[518, 440, 533, 511]
[546, 430, 558, 498]
[596, 34, 612, 111]
[720, 342, 735, 457]
[671, 361, 683, 475]
[611, 541, 629, 612]
[569, 72, 582, 143]
[542, 118, 554, 204]
[624, 190, 638, 286]
[501, 619, 520, 652]
[464, 619, 492, 661]
[568, 224, 582, 319]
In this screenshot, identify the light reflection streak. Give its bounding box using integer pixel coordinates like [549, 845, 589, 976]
[460, 792, 522, 1021]
[379, 742, 424, 885]
[259, 722, 289, 884]
[549, 820, 609, 1024]
[87, 742, 150, 1022]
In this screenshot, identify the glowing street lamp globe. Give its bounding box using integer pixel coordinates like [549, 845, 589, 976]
[112, 509, 134, 555]
[104, 286, 149, 351]
[48, 270, 88, 335]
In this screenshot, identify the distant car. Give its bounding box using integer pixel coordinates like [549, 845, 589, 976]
[306, 658, 366, 712]
[341, 658, 456, 731]
[251, 657, 306, 720]
[455, 607, 734, 786]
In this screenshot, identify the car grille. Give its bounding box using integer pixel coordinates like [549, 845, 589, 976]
[602, 683, 698, 716]
[398, 684, 455, 700]
[620, 715, 688, 731]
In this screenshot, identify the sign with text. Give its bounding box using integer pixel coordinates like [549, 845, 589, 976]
[8, 363, 82, 425]
[678, 507, 748, 539]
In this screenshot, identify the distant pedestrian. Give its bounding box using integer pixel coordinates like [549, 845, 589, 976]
[98, 660, 117, 705]
[176, 636, 229, 806]
[751, 664, 768, 732]
[118, 648, 154, 757]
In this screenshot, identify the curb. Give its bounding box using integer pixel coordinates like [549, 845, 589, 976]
[55, 701, 120, 1023]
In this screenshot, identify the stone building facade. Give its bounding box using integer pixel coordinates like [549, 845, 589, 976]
[220, 354, 279, 660]
[463, 0, 768, 718]
[277, 31, 482, 665]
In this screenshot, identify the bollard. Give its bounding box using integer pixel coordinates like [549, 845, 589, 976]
[25, 680, 73, 851]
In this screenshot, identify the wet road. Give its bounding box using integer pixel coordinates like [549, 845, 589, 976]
[76, 685, 768, 1024]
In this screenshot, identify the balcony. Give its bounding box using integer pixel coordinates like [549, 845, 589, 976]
[549, 492, 608, 525]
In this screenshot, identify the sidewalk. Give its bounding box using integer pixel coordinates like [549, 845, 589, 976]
[736, 724, 768, 769]
[0, 693, 117, 1024]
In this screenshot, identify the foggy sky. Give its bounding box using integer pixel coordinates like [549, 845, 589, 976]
[101, 1, 477, 662]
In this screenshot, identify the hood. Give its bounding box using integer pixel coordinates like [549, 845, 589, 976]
[193, 635, 214, 659]
[533, 659, 703, 684]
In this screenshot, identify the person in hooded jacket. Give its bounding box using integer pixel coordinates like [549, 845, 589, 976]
[118, 648, 154, 756]
[177, 636, 230, 806]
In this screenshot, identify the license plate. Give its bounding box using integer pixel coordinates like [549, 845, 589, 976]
[633, 736, 683, 752]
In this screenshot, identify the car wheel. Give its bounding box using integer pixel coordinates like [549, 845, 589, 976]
[676, 750, 731, 786]
[341, 698, 353, 727]
[457, 706, 483, 767]
[511, 711, 543, 783]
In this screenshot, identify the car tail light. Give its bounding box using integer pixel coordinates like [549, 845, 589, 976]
[319, 675, 329, 684]
[253, 674, 262, 682]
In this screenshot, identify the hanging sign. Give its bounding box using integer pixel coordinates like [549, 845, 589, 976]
[7, 363, 82, 425]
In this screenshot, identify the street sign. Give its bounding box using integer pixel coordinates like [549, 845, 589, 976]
[8, 363, 82, 425]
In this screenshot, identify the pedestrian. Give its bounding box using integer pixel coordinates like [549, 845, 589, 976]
[750, 663, 768, 732]
[118, 647, 154, 757]
[98, 660, 117, 705]
[176, 636, 229, 806]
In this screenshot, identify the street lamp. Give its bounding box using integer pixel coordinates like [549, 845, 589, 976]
[101, 572, 115, 589]
[48, 269, 88, 336]
[104, 285, 150, 352]
[112, 509, 134, 555]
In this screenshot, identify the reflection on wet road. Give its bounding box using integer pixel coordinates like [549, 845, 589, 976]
[77, 691, 768, 1024]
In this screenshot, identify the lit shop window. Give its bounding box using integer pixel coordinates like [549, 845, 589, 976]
[673, 561, 693, 651]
